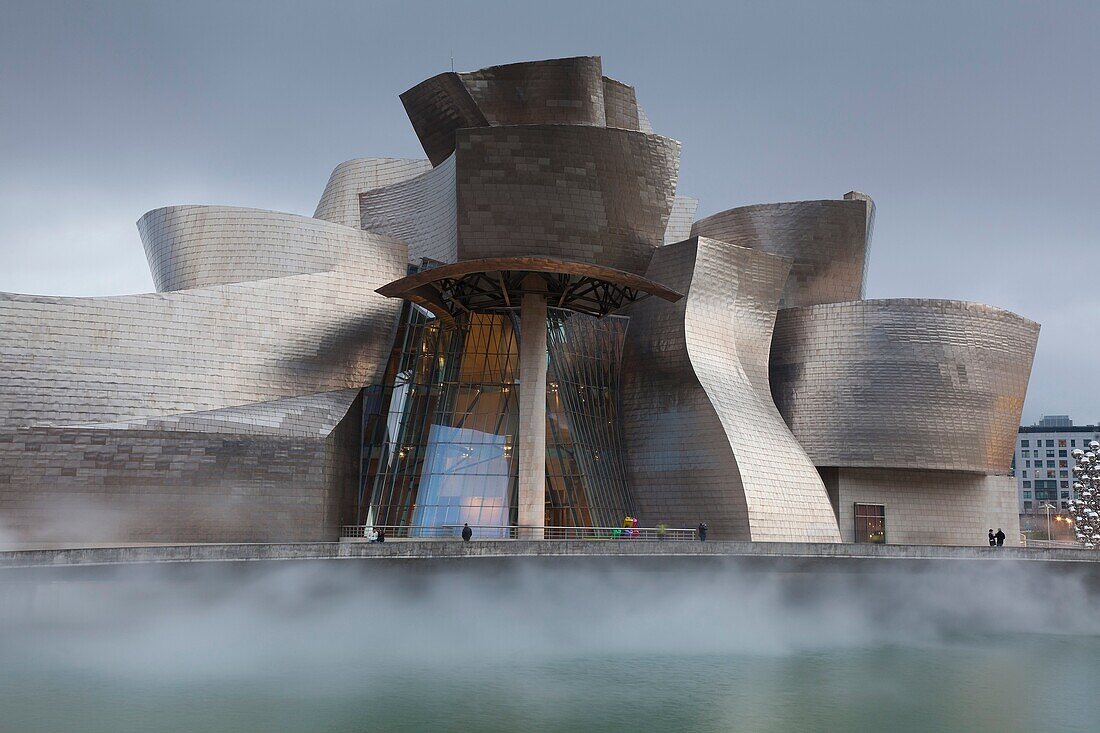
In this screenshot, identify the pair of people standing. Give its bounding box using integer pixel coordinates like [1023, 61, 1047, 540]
[988, 528, 1005, 547]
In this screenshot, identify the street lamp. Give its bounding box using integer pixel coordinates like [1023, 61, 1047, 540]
[1041, 503, 1056, 542]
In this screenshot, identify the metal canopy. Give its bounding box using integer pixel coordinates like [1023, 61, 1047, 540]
[377, 256, 682, 322]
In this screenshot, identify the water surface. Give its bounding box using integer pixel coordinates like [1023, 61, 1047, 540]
[0, 558, 1094, 732]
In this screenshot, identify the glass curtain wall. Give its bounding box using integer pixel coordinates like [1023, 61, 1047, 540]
[360, 305, 520, 537]
[359, 304, 636, 535]
[545, 309, 635, 527]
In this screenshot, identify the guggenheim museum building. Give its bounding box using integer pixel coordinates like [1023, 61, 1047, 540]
[0, 57, 1039, 546]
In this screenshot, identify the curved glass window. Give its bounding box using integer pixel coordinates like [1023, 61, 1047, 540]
[358, 304, 635, 535]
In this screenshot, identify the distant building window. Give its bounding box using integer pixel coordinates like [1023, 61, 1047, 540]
[1021, 440, 1030, 447]
[1025, 460, 1031, 468]
[1061, 491, 1070, 499]
[1023, 491, 1032, 499]
[1059, 450, 1068, 458]
[854, 504, 886, 544]
[1071, 440, 1076, 447]
[1047, 440, 1055, 447]
[1047, 450, 1055, 458]
[1059, 439, 1067, 447]
[1048, 470, 1057, 478]
[1060, 470, 1068, 477]
[1061, 480, 1069, 487]
[1024, 501, 1033, 512]
[1023, 481, 1032, 488]
[1062, 501, 1069, 509]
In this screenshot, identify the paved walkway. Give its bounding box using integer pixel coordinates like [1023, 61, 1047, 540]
[1, 540, 1098, 570]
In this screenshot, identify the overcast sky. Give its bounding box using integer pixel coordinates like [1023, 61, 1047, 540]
[1, 0, 1096, 424]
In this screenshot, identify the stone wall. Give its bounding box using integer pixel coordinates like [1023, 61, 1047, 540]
[835, 468, 1021, 547]
[0, 393, 361, 544]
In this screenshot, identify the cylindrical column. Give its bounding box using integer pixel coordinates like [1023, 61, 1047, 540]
[517, 290, 547, 539]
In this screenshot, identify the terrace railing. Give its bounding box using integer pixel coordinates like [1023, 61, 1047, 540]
[340, 524, 698, 541]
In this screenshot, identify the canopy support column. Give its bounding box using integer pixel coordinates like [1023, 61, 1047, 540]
[517, 282, 547, 539]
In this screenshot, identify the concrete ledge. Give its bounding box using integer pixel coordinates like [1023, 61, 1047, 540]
[1, 540, 1099, 570]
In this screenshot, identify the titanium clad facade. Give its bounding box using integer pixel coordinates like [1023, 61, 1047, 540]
[0, 54, 1042, 546]
[314, 157, 432, 229]
[770, 299, 1040, 473]
[359, 154, 458, 264]
[0, 269, 404, 429]
[455, 125, 680, 274]
[460, 56, 606, 127]
[399, 72, 489, 167]
[663, 195, 700, 246]
[691, 194, 874, 308]
[138, 206, 400, 292]
[621, 237, 841, 542]
[0, 204, 406, 544]
[400, 56, 646, 166]
[602, 76, 641, 130]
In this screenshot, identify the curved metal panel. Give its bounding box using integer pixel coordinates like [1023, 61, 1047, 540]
[77, 389, 363, 438]
[621, 236, 841, 542]
[663, 195, 699, 245]
[137, 205, 399, 292]
[602, 76, 640, 130]
[0, 235, 406, 430]
[769, 299, 1040, 473]
[455, 125, 681, 274]
[461, 56, 605, 127]
[400, 57, 607, 165]
[359, 153, 458, 264]
[691, 192, 875, 308]
[399, 72, 488, 167]
[314, 157, 431, 229]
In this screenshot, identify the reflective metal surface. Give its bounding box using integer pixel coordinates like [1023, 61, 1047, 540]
[138, 205, 400, 292]
[455, 124, 680, 274]
[602, 76, 641, 130]
[1, 207, 407, 544]
[770, 299, 1040, 473]
[314, 157, 432, 229]
[664, 195, 700, 246]
[358, 153, 458, 264]
[401, 56, 642, 165]
[0, 54, 1044, 547]
[691, 193, 874, 308]
[621, 237, 841, 542]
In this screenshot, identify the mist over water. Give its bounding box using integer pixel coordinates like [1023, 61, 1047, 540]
[1, 557, 1097, 732]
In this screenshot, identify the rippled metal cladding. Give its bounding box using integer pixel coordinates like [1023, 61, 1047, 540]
[0, 56, 1040, 545]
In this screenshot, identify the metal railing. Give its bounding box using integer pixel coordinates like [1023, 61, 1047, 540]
[339, 524, 698, 541]
[1021, 538, 1081, 549]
